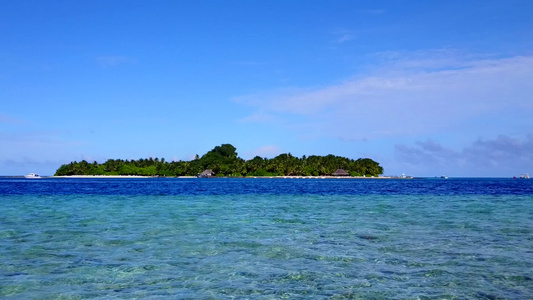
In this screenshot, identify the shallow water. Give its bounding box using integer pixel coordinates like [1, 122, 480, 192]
[1, 178, 532, 299]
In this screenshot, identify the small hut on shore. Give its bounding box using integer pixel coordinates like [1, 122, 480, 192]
[332, 169, 350, 176]
[198, 169, 215, 178]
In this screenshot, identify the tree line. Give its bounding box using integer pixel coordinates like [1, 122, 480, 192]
[54, 144, 384, 177]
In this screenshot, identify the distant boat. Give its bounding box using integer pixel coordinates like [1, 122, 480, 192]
[520, 173, 530, 179]
[25, 173, 41, 179]
[440, 175, 448, 179]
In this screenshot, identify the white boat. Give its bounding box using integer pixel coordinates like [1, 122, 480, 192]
[520, 173, 530, 179]
[440, 175, 448, 179]
[24, 173, 41, 179]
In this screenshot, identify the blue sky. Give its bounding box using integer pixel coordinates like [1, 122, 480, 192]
[1, 0, 532, 176]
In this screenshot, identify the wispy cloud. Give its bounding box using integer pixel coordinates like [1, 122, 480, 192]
[331, 29, 356, 44]
[235, 53, 533, 141]
[336, 33, 355, 44]
[96, 55, 138, 68]
[238, 112, 277, 123]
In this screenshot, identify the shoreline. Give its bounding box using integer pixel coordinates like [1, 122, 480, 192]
[53, 175, 194, 178]
[50, 175, 409, 179]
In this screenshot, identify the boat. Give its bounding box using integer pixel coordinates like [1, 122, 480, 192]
[520, 173, 530, 179]
[440, 175, 448, 179]
[24, 173, 41, 179]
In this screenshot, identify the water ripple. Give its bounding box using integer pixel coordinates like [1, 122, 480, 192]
[1, 178, 532, 298]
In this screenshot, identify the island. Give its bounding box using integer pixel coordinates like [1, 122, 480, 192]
[54, 144, 384, 177]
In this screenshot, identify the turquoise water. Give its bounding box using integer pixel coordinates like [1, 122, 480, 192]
[1, 178, 532, 299]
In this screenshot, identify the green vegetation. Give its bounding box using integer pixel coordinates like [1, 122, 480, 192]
[54, 144, 384, 177]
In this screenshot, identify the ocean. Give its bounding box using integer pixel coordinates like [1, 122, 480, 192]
[0, 177, 532, 299]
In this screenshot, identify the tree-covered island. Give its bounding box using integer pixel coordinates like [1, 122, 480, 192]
[54, 144, 383, 177]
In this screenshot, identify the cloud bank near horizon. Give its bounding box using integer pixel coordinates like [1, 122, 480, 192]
[394, 135, 533, 177]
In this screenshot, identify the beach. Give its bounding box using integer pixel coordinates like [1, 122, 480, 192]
[52, 175, 405, 179]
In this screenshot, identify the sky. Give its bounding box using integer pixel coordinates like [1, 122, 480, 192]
[1, 0, 532, 177]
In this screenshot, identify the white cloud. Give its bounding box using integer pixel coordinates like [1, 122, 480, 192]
[235, 54, 533, 141]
